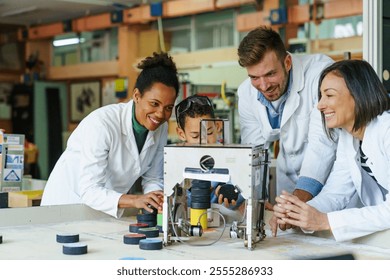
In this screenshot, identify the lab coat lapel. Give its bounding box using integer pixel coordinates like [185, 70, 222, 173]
[254, 86, 278, 143]
[260, 98, 275, 136]
[359, 125, 388, 205]
[140, 131, 156, 161]
[122, 100, 142, 161]
[280, 56, 304, 127]
[348, 137, 363, 197]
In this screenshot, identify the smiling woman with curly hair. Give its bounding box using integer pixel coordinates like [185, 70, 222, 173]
[41, 52, 179, 218]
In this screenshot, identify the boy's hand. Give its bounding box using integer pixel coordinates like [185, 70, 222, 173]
[215, 184, 239, 208]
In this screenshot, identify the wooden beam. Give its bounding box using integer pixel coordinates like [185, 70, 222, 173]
[215, 0, 254, 9]
[118, 25, 147, 98]
[163, 0, 215, 18]
[47, 61, 118, 80]
[72, 13, 115, 32]
[236, 11, 271, 32]
[123, 5, 156, 24]
[28, 22, 64, 40]
[323, 0, 362, 19]
[288, 4, 310, 24]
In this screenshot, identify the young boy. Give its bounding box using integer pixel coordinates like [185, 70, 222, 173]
[174, 95, 244, 211]
[175, 95, 220, 145]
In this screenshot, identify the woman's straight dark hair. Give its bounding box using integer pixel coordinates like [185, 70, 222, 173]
[318, 59, 390, 140]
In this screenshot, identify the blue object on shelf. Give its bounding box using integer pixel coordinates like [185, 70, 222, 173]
[270, 8, 288, 25]
[111, 10, 123, 23]
[150, 2, 163, 17]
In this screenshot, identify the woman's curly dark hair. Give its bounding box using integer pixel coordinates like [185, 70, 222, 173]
[135, 52, 179, 96]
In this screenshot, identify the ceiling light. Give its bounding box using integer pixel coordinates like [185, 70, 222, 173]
[53, 37, 86, 47]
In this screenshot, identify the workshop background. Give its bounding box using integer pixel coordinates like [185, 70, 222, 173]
[0, 0, 387, 200]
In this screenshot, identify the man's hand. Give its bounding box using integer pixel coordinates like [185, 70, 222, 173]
[270, 195, 290, 236]
[292, 189, 313, 203]
[275, 191, 330, 232]
[269, 189, 316, 236]
[275, 189, 313, 231]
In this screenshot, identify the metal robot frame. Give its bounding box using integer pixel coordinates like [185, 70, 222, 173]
[162, 143, 269, 250]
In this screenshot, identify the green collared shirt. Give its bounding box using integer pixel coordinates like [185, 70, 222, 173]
[132, 104, 148, 153]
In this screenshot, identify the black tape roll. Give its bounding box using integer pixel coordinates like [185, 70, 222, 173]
[190, 187, 211, 196]
[56, 233, 79, 243]
[138, 227, 160, 238]
[63, 243, 88, 255]
[191, 180, 210, 189]
[140, 220, 157, 227]
[123, 233, 147, 245]
[190, 179, 211, 209]
[129, 223, 149, 233]
[141, 207, 157, 215]
[190, 202, 211, 209]
[191, 195, 211, 203]
[137, 213, 157, 222]
[139, 239, 163, 250]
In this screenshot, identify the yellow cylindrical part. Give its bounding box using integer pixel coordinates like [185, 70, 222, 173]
[190, 208, 207, 230]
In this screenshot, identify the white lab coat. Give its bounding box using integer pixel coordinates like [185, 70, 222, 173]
[308, 112, 390, 241]
[41, 100, 166, 218]
[238, 54, 337, 195]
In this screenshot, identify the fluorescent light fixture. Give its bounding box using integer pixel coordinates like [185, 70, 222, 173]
[53, 37, 85, 47]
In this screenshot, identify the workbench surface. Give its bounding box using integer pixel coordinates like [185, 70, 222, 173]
[1, 205, 389, 260]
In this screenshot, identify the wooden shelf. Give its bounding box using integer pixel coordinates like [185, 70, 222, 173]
[169, 47, 239, 70]
[48, 61, 119, 80]
[310, 36, 362, 54]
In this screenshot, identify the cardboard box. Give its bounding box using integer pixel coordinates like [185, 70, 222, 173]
[8, 190, 43, 207]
